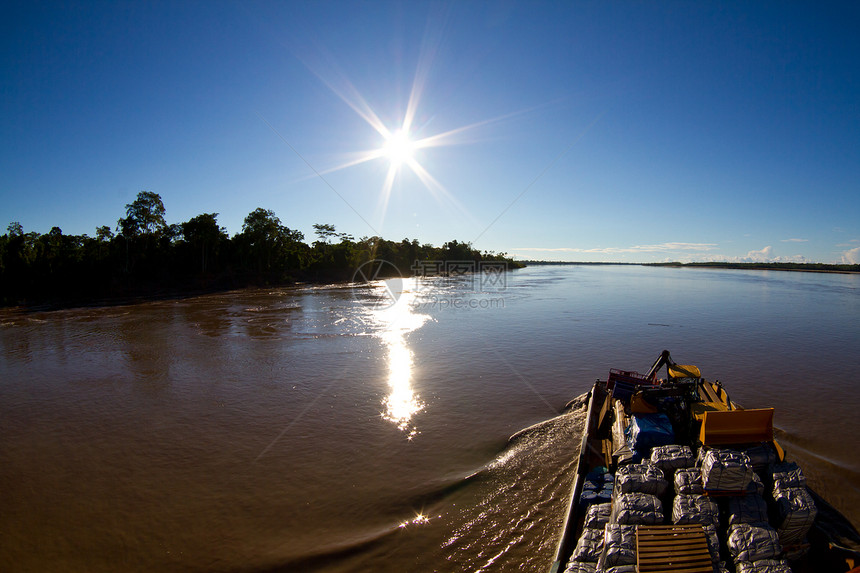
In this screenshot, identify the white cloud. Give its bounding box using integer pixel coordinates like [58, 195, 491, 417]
[685, 246, 811, 264]
[741, 245, 811, 263]
[745, 245, 773, 262]
[512, 242, 718, 254]
[842, 246, 860, 265]
[780, 238, 808, 243]
[769, 254, 811, 263]
[511, 242, 823, 264]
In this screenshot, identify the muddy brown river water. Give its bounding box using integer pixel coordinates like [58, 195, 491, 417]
[2, 265, 858, 572]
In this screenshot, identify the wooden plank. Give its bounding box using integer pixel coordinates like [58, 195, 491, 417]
[638, 547, 710, 557]
[639, 540, 708, 549]
[601, 438, 612, 467]
[637, 525, 714, 573]
[637, 528, 709, 538]
[638, 537, 708, 545]
[639, 548, 709, 558]
[640, 561, 712, 568]
[638, 556, 711, 571]
[636, 524, 705, 531]
[638, 536, 707, 542]
[639, 562, 713, 573]
[639, 550, 710, 559]
[652, 563, 712, 569]
[597, 393, 613, 434]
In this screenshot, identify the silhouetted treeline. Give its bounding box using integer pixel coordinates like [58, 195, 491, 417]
[1, 192, 521, 307]
[647, 262, 860, 273]
[517, 261, 636, 266]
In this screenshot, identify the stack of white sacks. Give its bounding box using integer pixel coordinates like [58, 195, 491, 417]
[700, 449, 765, 494]
[567, 446, 816, 573]
[661, 445, 722, 567]
[727, 523, 787, 571]
[566, 459, 668, 572]
[699, 448, 784, 571]
[699, 448, 817, 571]
[566, 502, 641, 573]
[771, 462, 817, 551]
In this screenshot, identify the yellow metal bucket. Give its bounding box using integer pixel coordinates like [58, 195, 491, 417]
[698, 408, 775, 446]
[669, 364, 701, 379]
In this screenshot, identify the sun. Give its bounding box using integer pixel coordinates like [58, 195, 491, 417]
[295, 53, 523, 225]
[382, 129, 415, 167]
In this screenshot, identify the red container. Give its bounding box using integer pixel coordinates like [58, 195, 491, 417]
[608, 368, 658, 401]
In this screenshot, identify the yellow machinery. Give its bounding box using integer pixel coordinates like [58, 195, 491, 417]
[647, 350, 785, 458]
[698, 407, 774, 446]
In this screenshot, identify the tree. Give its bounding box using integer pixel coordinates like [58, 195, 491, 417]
[239, 208, 304, 275]
[313, 223, 338, 244]
[180, 213, 227, 272]
[442, 240, 475, 261]
[242, 208, 282, 245]
[114, 191, 169, 274]
[96, 226, 114, 242]
[118, 191, 167, 237]
[7, 222, 23, 237]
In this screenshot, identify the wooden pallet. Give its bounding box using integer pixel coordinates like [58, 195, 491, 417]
[636, 524, 715, 573]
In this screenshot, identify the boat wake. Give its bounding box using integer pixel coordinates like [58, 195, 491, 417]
[240, 396, 590, 573]
[433, 397, 588, 572]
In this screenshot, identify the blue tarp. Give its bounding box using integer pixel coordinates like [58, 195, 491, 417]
[627, 413, 675, 456]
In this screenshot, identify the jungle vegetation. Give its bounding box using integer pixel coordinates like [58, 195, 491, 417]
[1, 191, 521, 307]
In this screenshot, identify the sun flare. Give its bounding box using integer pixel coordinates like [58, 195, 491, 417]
[382, 129, 415, 167]
[299, 49, 523, 228]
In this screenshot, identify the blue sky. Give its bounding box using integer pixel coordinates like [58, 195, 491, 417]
[3, 1, 859, 263]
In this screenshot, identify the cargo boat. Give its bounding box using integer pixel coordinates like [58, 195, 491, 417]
[550, 350, 860, 573]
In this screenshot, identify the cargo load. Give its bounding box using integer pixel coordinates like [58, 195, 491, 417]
[727, 494, 769, 526]
[597, 524, 637, 569]
[671, 494, 720, 527]
[602, 567, 636, 573]
[550, 351, 860, 573]
[626, 413, 675, 456]
[650, 444, 695, 474]
[740, 443, 778, 475]
[700, 449, 756, 493]
[674, 467, 704, 495]
[771, 461, 806, 490]
[610, 492, 663, 525]
[583, 503, 612, 530]
[570, 526, 604, 563]
[727, 523, 783, 563]
[749, 471, 765, 494]
[702, 523, 721, 563]
[614, 461, 668, 496]
[773, 485, 817, 546]
[734, 559, 793, 573]
[563, 559, 596, 573]
[580, 469, 614, 508]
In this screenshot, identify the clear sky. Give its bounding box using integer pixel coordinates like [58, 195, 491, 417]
[3, 1, 859, 263]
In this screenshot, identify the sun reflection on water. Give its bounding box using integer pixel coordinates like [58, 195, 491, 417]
[371, 278, 431, 438]
[398, 512, 432, 528]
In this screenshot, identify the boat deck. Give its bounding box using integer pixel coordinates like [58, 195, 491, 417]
[550, 353, 860, 573]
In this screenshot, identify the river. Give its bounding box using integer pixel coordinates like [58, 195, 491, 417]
[1, 264, 858, 572]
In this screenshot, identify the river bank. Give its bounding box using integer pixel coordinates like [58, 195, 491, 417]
[647, 261, 860, 274]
